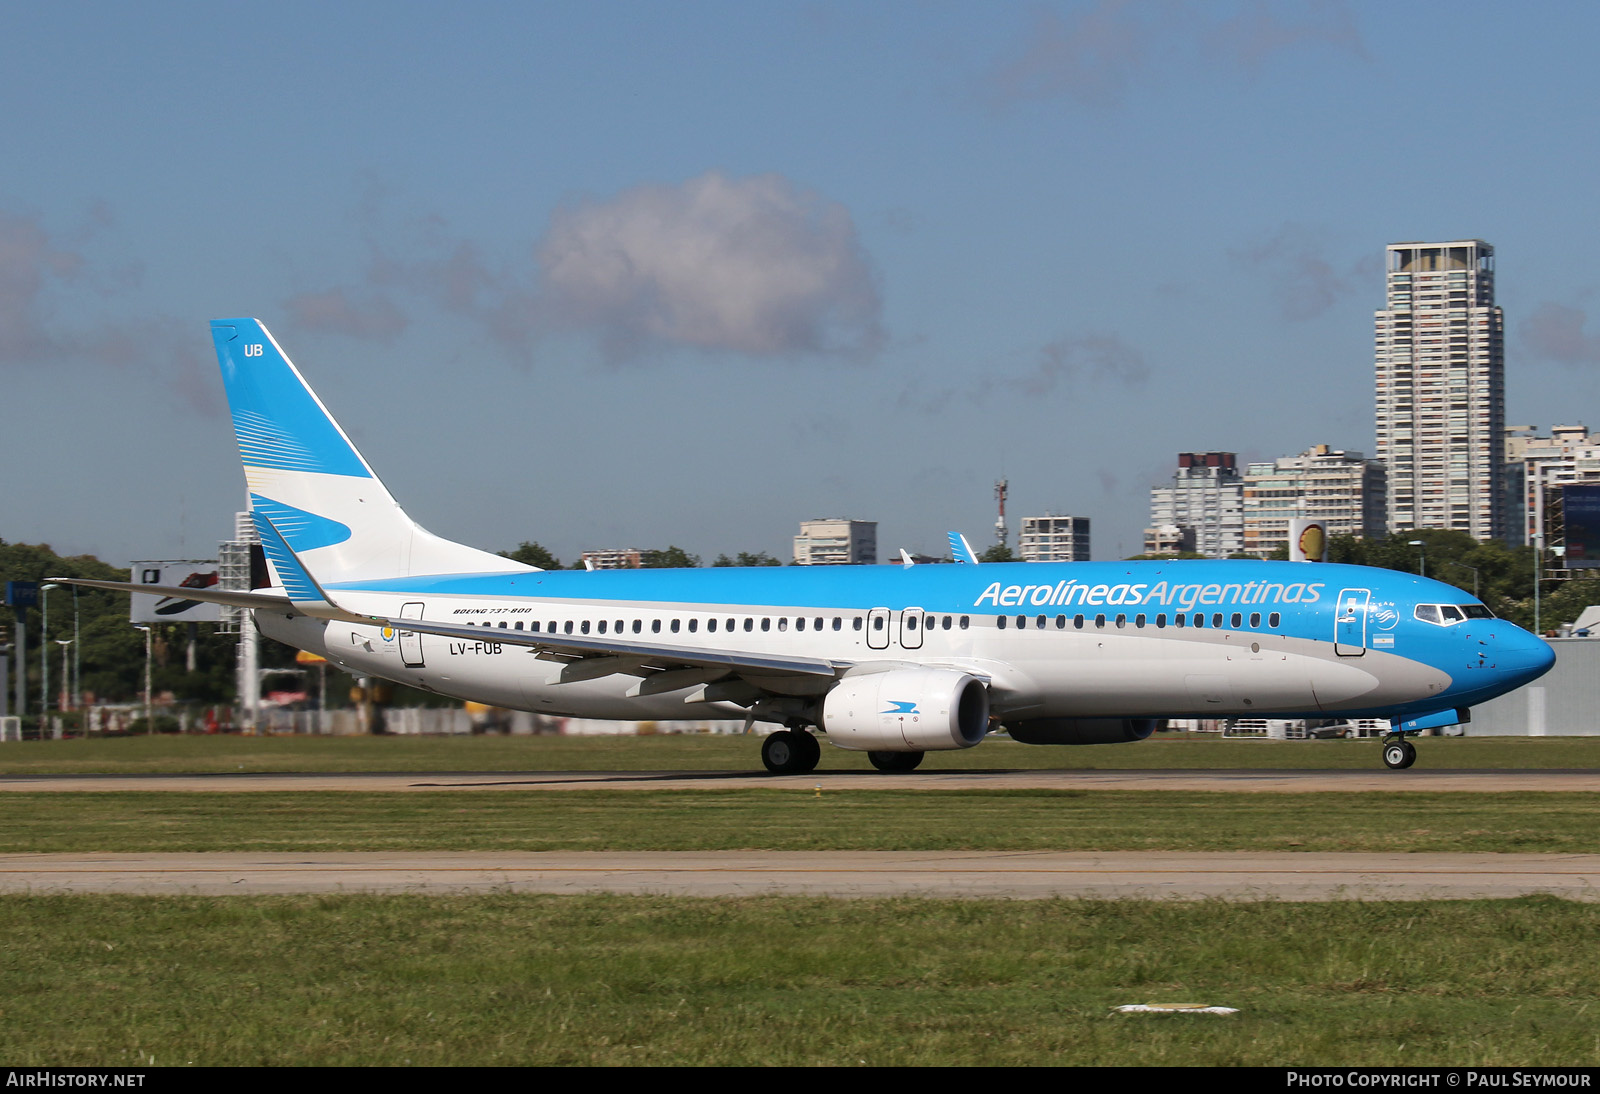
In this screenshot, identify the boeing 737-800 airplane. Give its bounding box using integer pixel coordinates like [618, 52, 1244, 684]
[61, 319, 1555, 773]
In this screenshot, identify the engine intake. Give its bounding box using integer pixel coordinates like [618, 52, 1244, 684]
[1005, 717, 1160, 745]
[822, 667, 989, 752]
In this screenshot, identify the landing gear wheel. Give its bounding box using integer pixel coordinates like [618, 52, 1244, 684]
[795, 730, 821, 771]
[762, 730, 819, 775]
[867, 750, 925, 773]
[1382, 739, 1417, 770]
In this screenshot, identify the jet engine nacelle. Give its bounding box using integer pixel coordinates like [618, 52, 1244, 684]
[1005, 717, 1160, 745]
[821, 668, 990, 752]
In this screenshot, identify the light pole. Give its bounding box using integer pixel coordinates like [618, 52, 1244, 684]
[133, 624, 152, 733]
[1533, 536, 1542, 636]
[1440, 559, 1480, 600]
[55, 640, 72, 714]
[68, 585, 80, 710]
[40, 583, 57, 718]
[1408, 540, 1426, 578]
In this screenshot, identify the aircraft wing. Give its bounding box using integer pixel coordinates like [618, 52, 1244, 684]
[380, 614, 846, 681]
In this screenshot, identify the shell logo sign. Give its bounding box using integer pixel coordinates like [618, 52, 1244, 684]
[1289, 519, 1328, 563]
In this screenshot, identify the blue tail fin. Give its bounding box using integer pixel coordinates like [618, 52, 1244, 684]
[211, 319, 527, 595]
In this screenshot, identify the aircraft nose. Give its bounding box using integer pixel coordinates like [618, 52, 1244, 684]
[1500, 627, 1556, 685]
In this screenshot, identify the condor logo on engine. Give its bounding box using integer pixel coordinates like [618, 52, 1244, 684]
[882, 700, 919, 715]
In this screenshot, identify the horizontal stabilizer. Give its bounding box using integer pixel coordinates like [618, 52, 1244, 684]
[47, 577, 298, 614]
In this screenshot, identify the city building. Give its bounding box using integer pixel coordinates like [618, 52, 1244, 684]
[793, 519, 877, 565]
[1142, 523, 1195, 556]
[1241, 445, 1387, 557]
[1147, 452, 1244, 558]
[1505, 424, 1600, 548]
[1018, 515, 1091, 562]
[1375, 240, 1506, 539]
[580, 548, 644, 570]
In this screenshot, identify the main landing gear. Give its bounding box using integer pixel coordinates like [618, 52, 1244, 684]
[761, 729, 821, 775]
[1381, 735, 1417, 770]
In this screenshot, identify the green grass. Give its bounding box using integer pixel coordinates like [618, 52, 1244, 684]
[4, 731, 1600, 774]
[1, 789, 1597, 853]
[2, 893, 1596, 1066]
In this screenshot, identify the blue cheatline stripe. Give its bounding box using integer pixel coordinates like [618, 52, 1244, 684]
[249, 494, 352, 553]
[212, 319, 372, 479]
[324, 559, 1409, 616]
[251, 510, 324, 603]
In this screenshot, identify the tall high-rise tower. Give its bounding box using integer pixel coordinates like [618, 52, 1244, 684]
[1375, 240, 1505, 539]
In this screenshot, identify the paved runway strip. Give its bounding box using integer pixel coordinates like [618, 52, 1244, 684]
[3, 851, 1598, 900]
[2, 769, 1599, 792]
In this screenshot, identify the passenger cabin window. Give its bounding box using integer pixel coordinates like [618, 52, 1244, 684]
[688, 619, 698, 633]
[1269, 612, 1281, 628]
[960, 616, 970, 629]
[997, 616, 1007, 630]
[651, 620, 661, 633]
[1230, 613, 1242, 629]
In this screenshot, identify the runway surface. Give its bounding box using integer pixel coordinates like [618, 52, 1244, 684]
[3, 851, 1598, 900]
[3, 768, 1599, 792]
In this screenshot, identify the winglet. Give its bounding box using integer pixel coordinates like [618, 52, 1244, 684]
[948, 531, 979, 564]
[900, 548, 915, 569]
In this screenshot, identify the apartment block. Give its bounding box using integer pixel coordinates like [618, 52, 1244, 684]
[1241, 445, 1387, 557]
[1375, 240, 1506, 539]
[1018, 515, 1091, 562]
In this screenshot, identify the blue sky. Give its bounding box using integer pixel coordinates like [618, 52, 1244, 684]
[5, 0, 1599, 567]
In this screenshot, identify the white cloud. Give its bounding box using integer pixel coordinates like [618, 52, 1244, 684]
[535, 171, 882, 360]
[285, 287, 408, 343]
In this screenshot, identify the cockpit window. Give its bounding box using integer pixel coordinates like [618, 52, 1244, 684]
[1415, 603, 1495, 626]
